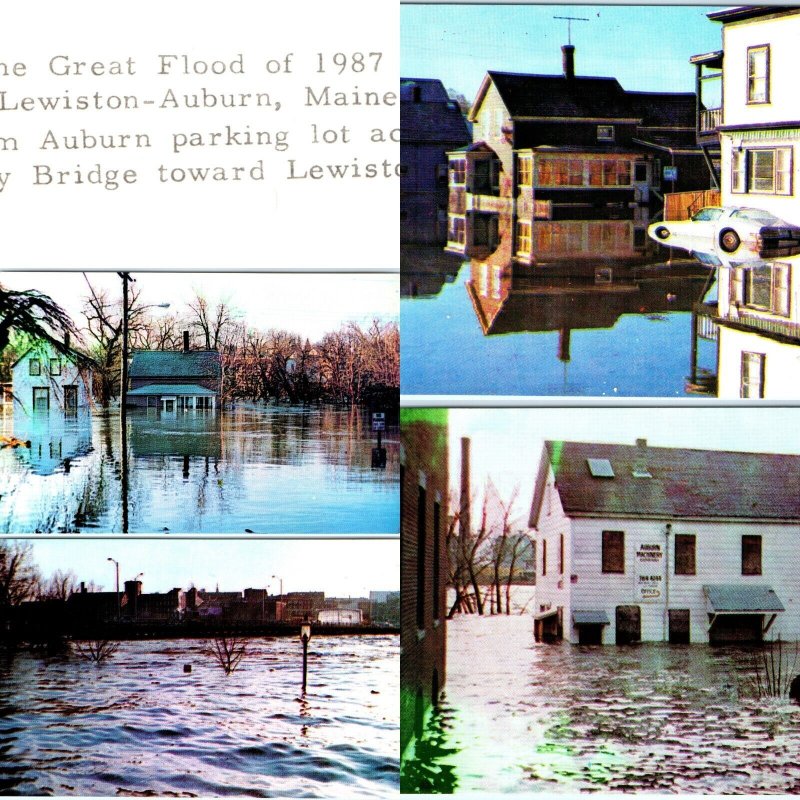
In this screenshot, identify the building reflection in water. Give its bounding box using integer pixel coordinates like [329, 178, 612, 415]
[462, 214, 714, 370]
[8, 404, 93, 477]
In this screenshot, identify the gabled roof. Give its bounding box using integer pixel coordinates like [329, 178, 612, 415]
[707, 6, 800, 24]
[530, 440, 800, 526]
[472, 71, 632, 122]
[129, 350, 221, 380]
[401, 78, 470, 144]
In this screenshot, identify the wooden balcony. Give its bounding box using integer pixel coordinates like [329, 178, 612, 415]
[700, 107, 722, 132]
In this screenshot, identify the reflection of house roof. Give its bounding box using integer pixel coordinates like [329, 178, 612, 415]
[532, 440, 800, 523]
[129, 350, 221, 380]
[127, 383, 216, 396]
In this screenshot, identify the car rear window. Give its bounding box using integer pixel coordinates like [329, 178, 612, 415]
[692, 208, 724, 221]
[731, 208, 783, 224]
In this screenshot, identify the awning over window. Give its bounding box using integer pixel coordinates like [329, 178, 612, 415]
[533, 608, 558, 621]
[703, 584, 785, 613]
[572, 610, 610, 625]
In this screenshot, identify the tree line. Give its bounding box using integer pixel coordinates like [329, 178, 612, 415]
[0, 280, 399, 408]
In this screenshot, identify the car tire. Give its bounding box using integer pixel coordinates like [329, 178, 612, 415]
[719, 228, 741, 253]
[654, 226, 670, 240]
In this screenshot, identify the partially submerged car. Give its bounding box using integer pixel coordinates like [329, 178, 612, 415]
[648, 206, 800, 259]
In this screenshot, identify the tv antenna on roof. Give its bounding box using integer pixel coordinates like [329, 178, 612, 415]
[554, 15, 589, 45]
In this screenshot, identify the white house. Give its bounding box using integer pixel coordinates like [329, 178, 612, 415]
[713, 7, 800, 224]
[10, 341, 93, 415]
[530, 438, 800, 645]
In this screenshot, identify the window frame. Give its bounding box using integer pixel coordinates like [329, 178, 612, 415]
[601, 530, 625, 574]
[450, 159, 466, 185]
[597, 125, 615, 142]
[518, 155, 533, 187]
[49, 358, 62, 376]
[29, 358, 41, 376]
[742, 146, 792, 196]
[674, 534, 697, 576]
[516, 220, 532, 256]
[747, 44, 770, 104]
[742, 534, 763, 576]
[740, 351, 766, 399]
[32, 386, 50, 411]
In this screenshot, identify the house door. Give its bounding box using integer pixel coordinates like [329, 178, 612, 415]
[161, 397, 176, 413]
[578, 624, 604, 645]
[64, 385, 78, 413]
[615, 605, 641, 645]
[32, 387, 50, 412]
[668, 609, 691, 644]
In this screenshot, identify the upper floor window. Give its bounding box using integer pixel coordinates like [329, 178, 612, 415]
[674, 534, 696, 575]
[518, 156, 533, 187]
[602, 530, 625, 574]
[29, 358, 41, 376]
[736, 263, 791, 317]
[747, 45, 770, 104]
[597, 125, 615, 142]
[742, 534, 762, 575]
[50, 358, 62, 376]
[448, 215, 466, 245]
[450, 159, 466, 185]
[516, 220, 532, 256]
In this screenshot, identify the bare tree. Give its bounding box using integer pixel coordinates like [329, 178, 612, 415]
[73, 639, 120, 662]
[0, 541, 42, 612]
[187, 292, 236, 351]
[202, 635, 249, 674]
[39, 569, 79, 601]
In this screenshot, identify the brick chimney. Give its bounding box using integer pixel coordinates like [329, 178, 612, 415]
[183, 330, 190, 353]
[64, 330, 71, 350]
[459, 437, 471, 538]
[562, 44, 575, 80]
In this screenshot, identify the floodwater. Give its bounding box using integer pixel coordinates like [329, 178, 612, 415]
[402, 615, 800, 793]
[0, 634, 399, 797]
[0, 405, 398, 534]
[401, 244, 717, 397]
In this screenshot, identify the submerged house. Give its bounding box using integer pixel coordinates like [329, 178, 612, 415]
[530, 438, 800, 645]
[446, 45, 708, 261]
[10, 340, 92, 415]
[126, 332, 222, 411]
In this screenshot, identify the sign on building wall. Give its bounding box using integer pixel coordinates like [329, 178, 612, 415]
[635, 543, 665, 602]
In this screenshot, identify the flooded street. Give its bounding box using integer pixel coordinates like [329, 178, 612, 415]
[0, 405, 398, 534]
[0, 634, 399, 797]
[401, 244, 717, 397]
[402, 615, 800, 794]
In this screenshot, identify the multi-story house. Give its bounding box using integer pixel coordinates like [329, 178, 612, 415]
[401, 78, 471, 244]
[400, 408, 448, 754]
[10, 340, 92, 415]
[530, 438, 800, 645]
[698, 7, 800, 224]
[446, 45, 708, 262]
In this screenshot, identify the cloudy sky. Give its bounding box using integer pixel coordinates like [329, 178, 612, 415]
[448, 407, 800, 522]
[402, 4, 721, 102]
[1, 271, 398, 342]
[24, 538, 398, 597]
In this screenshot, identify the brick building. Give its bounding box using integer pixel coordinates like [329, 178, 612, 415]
[400, 408, 448, 755]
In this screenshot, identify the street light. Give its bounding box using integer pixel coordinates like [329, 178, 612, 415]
[300, 617, 312, 693]
[271, 575, 283, 598]
[107, 557, 120, 622]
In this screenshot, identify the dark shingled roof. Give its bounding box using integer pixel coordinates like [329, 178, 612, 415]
[538, 440, 800, 521]
[401, 78, 470, 145]
[129, 350, 221, 380]
[626, 91, 696, 128]
[486, 71, 632, 119]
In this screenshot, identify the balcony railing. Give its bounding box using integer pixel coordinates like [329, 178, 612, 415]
[719, 307, 800, 341]
[700, 107, 722, 132]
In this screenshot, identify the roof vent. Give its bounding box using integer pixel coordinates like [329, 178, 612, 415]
[587, 458, 614, 478]
[632, 468, 653, 479]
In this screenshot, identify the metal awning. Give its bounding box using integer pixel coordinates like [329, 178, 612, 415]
[703, 584, 785, 613]
[534, 608, 558, 621]
[127, 384, 216, 396]
[573, 610, 610, 626]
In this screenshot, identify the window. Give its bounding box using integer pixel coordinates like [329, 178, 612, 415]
[32, 386, 49, 411]
[541, 538, 547, 576]
[743, 263, 791, 316]
[674, 534, 696, 575]
[518, 156, 532, 187]
[744, 147, 792, 195]
[742, 534, 762, 575]
[450, 159, 466, 185]
[747, 45, 770, 103]
[49, 358, 61, 376]
[602, 530, 625, 574]
[516, 221, 532, 256]
[740, 351, 765, 399]
[448, 216, 466, 245]
[29, 358, 41, 376]
[597, 125, 615, 142]
[417, 486, 426, 628]
[731, 150, 746, 193]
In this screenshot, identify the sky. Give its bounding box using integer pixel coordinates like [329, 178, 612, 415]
[448, 407, 800, 524]
[23, 538, 398, 598]
[402, 4, 722, 102]
[0, 271, 398, 343]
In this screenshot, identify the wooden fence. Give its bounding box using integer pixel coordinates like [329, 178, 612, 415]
[664, 189, 721, 221]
